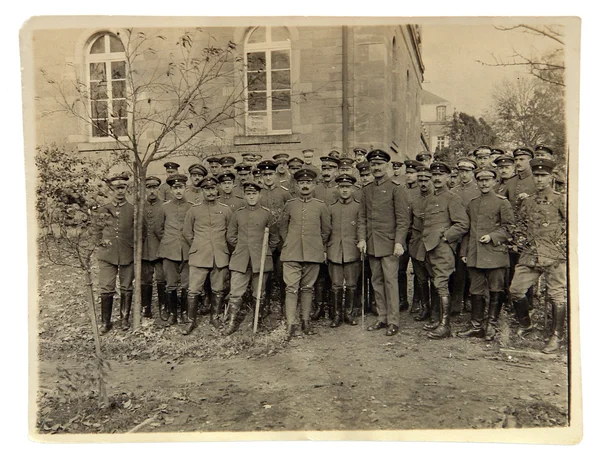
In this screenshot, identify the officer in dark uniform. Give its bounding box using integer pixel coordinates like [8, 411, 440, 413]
[473, 146, 493, 169]
[421, 161, 469, 340]
[184, 163, 208, 204]
[314, 155, 340, 205]
[327, 174, 361, 327]
[218, 171, 246, 212]
[158, 174, 193, 326]
[404, 160, 420, 191]
[219, 156, 236, 173]
[157, 162, 180, 202]
[224, 182, 279, 335]
[96, 174, 136, 334]
[509, 159, 566, 353]
[141, 176, 166, 319]
[416, 151, 433, 167]
[280, 168, 331, 339]
[206, 157, 222, 177]
[399, 159, 420, 312]
[357, 149, 410, 336]
[234, 163, 253, 197]
[458, 167, 514, 341]
[183, 176, 233, 334]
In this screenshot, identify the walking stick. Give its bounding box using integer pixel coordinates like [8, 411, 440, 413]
[361, 251, 365, 330]
[253, 227, 270, 335]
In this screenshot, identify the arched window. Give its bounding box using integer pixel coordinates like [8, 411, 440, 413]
[244, 27, 292, 136]
[86, 32, 128, 138]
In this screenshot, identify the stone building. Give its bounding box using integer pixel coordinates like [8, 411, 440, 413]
[420, 89, 453, 155]
[32, 24, 426, 175]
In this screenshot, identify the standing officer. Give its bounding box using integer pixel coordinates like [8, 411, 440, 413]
[206, 157, 222, 176]
[218, 171, 246, 212]
[224, 182, 279, 335]
[421, 161, 469, 340]
[357, 149, 410, 336]
[273, 153, 291, 189]
[509, 159, 566, 353]
[399, 159, 419, 312]
[457, 167, 514, 340]
[392, 161, 404, 184]
[219, 156, 236, 173]
[495, 155, 516, 197]
[157, 162, 180, 202]
[252, 167, 263, 187]
[183, 176, 232, 334]
[447, 167, 459, 189]
[301, 149, 321, 177]
[157, 174, 193, 326]
[96, 174, 136, 334]
[416, 151, 433, 167]
[534, 145, 555, 160]
[141, 176, 166, 319]
[404, 160, 420, 191]
[279, 168, 331, 339]
[356, 161, 373, 188]
[327, 174, 361, 327]
[185, 163, 208, 204]
[314, 155, 340, 205]
[286, 157, 304, 197]
[473, 146, 493, 168]
[234, 163, 253, 196]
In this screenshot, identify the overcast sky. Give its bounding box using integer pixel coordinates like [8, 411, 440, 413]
[421, 21, 564, 118]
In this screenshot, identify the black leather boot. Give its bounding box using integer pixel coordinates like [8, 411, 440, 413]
[182, 292, 198, 336]
[120, 292, 133, 330]
[141, 285, 153, 318]
[157, 282, 168, 321]
[423, 291, 440, 331]
[180, 288, 188, 323]
[512, 295, 533, 338]
[457, 295, 486, 338]
[410, 275, 421, 314]
[100, 294, 114, 335]
[311, 282, 327, 321]
[285, 292, 299, 340]
[344, 288, 358, 326]
[301, 291, 316, 335]
[398, 270, 408, 312]
[485, 292, 504, 341]
[427, 295, 451, 339]
[199, 291, 211, 315]
[210, 291, 224, 329]
[543, 302, 566, 354]
[224, 297, 244, 336]
[330, 289, 343, 328]
[414, 281, 431, 322]
[167, 289, 178, 325]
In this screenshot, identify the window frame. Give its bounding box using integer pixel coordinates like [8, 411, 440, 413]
[436, 105, 447, 122]
[244, 26, 292, 136]
[436, 135, 446, 150]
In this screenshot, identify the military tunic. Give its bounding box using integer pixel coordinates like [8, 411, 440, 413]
[141, 198, 165, 286]
[495, 175, 515, 197]
[219, 192, 246, 212]
[184, 186, 204, 204]
[506, 167, 536, 210]
[157, 183, 174, 203]
[259, 185, 292, 222]
[327, 197, 361, 289]
[157, 199, 193, 262]
[452, 179, 480, 207]
[314, 181, 339, 205]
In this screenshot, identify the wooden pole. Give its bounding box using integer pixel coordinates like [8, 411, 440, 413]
[253, 227, 270, 335]
[361, 252, 365, 330]
[85, 269, 109, 407]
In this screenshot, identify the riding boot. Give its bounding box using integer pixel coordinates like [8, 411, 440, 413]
[427, 295, 452, 339]
[398, 271, 409, 312]
[210, 291, 224, 329]
[330, 289, 342, 328]
[157, 282, 168, 321]
[311, 281, 327, 321]
[284, 292, 299, 340]
[100, 294, 114, 335]
[182, 293, 198, 335]
[410, 275, 421, 314]
[343, 288, 358, 326]
[180, 288, 188, 323]
[423, 290, 441, 331]
[120, 292, 133, 330]
[167, 289, 178, 325]
[415, 281, 431, 322]
[526, 286, 535, 311]
[512, 295, 533, 337]
[301, 291, 316, 335]
[457, 295, 486, 338]
[199, 291, 211, 315]
[224, 296, 244, 336]
[485, 291, 504, 341]
[141, 285, 153, 318]
[543, 302, 566, 354]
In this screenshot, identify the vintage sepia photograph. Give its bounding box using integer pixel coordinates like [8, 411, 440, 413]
[20, 15, 581, 443]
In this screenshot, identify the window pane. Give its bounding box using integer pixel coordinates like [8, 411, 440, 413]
[89, 62, 106, 81]
[111, 61, 126, 80]
[91, 100, 108, 119]
[272, 50, 290, 70]
[246, 112, 268, 135]
[90, 35, 106, 54]
[272, 110, 292, 131]
[247, 27, 266, 44]
[112, 80, 126, 98]
[247, 71, 266, 91]
[92, 120, 108, 137]
[271, 27, 290, 43]
[90, 82, 108, 100]
[272, 90, 291, 110]
[272, 70, 290, 89]
[248, 91, 267, 111]
[247, 52, 266, 71]
[113, 100, 128, 118]
[111, 119, 128, 137]
[110, 34, 125, 53]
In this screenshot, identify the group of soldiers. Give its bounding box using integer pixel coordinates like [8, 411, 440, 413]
[95, 144, 567, 353]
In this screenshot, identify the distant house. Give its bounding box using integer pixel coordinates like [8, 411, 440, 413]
[421, 90, 453, 155]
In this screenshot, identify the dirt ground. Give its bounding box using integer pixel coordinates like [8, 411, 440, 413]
[34, 255, 570, 435]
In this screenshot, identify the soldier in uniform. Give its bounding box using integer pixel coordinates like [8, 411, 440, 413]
[338, 157, 360, 184]
[404, 160, 420, 191]
[141, 176, 166, 319]
[184, 163, 208, 204]
[218, 171, 246, 212]
[157, 174, 193, 325]
[356, 161, 373, 188]
[494, 155, 516, 197]
[357, 149, 410, 336]
[450, 157, 480, 314]
[457, 167, 514, 341]
[421, 161, 469, 339]
[314, 155, 340, 205]
[473, 146, 493, 168]
[409, 166, 435, 322]
[96, 175, 136, 334]
[329, 150, 342, 159]
[279, 168, 331, 339]
[392, 161, 404, 184]
[241, 152, 253, 165]
[301, 149, 321, 176]
[491, 147, 505, 159]
[286, 157, 304, 198]
[234, 163, 253, 197]
[354, 147, 368, 165]
[534, 145, 555, 160]
[400, 159, 420, 312]
[224, 182, 279, 335]
[219, 156, 236, 173]
[273, 153, 291, 189]
[157, 162, 180, 202]
[509, 159, 567, 353]
[416, 151, 433, 167]
[447, 167, 459, 189]
[327, 174, 361, 327]
[206, 157, 222, 177]
[252, 167, 263, 187]
[182, 176, 233, 334]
